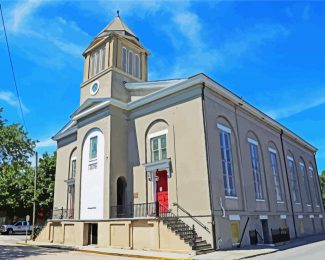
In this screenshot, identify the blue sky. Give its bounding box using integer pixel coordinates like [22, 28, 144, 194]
[0, 1, 325, 172]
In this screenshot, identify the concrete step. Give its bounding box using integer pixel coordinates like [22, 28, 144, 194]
[195, 248, 215, 255]
[192, 243, 212, 251]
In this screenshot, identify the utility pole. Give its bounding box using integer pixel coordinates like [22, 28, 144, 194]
[31, 152, 38, 240]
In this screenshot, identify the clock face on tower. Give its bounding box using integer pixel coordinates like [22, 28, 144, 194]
[90, 81, 100, 95]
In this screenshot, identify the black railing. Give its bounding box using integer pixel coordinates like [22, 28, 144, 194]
[110, 202, 157, 218]
[51, 208, 74, 220]
[271, 228, 290, 244]
[249, 229, 264, 245]
[173, 203, 210, 233]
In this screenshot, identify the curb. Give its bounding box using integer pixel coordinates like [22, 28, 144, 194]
[16, 241, 193, 260]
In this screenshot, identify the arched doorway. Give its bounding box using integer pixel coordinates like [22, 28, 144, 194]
[117, 177, 127, 217]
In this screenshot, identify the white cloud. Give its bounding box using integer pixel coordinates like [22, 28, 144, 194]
[0, 91, 29, 113]
[265, 92, 325, 119]
[36, 138, 56, 148]
[11, 0, 43, 33]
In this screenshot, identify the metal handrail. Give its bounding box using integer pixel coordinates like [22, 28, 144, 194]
[255, 229, 264, 243]
[173, 203, 210, 233]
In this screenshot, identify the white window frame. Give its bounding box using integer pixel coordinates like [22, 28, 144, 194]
[150, 133, 167, 162]
[90, 47, 106, 78]
[299, 162, 312, 206]
[89, 136, 98, 161]
[217, 123, 231, 133]
[70, 157, 77, 179]
[287, 157, 300, 204]
[249, 141, 263, 200]
[219, 127, 236, 197]
[269, 150, 283, 202]
[308, 166, 321, 207]
[122, 47, 128, 72]
[134, 54, 140, 78]
[128, 50, 133, 75]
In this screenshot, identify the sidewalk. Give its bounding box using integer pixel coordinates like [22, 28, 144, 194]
[17, 240, 195, 260]
[17, 233, 325, 260]
[195, 233, 325, 260]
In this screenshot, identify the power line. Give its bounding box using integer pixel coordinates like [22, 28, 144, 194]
[0, 3, 28, 132]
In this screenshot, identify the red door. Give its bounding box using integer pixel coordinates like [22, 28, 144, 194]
[156, 170, 168, 212]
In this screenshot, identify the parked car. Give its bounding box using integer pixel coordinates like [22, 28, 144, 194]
[0, 221, 40, 235]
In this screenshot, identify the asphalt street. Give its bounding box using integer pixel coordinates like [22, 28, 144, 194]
[251, 238, 325, 260]
[0, 235, 151, 260]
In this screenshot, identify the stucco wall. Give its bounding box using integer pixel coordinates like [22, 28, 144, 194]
[203, 87, 324, 249]
[37, 219, 192, 253]
[129, 90, 213, 245]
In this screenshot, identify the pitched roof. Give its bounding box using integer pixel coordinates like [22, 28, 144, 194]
[97, 15, 138, 40]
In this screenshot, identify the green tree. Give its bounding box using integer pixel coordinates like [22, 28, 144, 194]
[0, 108, 55, 220]
[319, 170, 325, 202]
[0, 108, 35, 166]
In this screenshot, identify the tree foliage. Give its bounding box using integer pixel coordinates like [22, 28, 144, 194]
[0, 108, 35, 166]
[0, 108, 55, 219]
[319, 170, 325, 202]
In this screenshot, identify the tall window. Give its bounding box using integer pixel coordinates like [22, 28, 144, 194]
[151, 135, 167, 162]
[122, 47, 127, 72]
[299, 162, 311, 205]
[89, 136, 98, 160]
[135, 54, 140, 78]
[308, 166, 321, 206]
[121, 46, 141, 79]
[249, 139, 263, 200]
[287, 157, 300, 203]
[218, 124, 236, 197]
[67, 184, 75, 218]
[90, 47, 106, 78]
[269, 149, 283, 201]
[71, 159, 77, 179]
[128, 50, 133, 75]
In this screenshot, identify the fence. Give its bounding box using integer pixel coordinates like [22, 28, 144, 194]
[271, 228, 290, 243]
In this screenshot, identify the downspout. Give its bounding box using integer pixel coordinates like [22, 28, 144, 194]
[201, 83, 217, 250]
[280, 129, 297, 238]
[313, 151, 325, 213]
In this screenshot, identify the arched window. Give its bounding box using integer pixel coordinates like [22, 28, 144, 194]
[268, 143, 283, 202]
[122, 47, 127, 72]
[217, 121, 236, 197]
[298, 159, 311, 205]
[247, 132, 263, 200]
[287, 152, 300, 204]
[308, 164, 321, 207]
[117, 177, 127, 206]
[89, 46, 106, 78]
[128, 50, 133, 75]
[134, 54, 140, 78]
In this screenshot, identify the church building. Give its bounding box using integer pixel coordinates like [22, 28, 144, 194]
[37, 14, 324, 254]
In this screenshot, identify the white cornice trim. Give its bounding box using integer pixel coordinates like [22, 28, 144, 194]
[55, 73, 317, 151]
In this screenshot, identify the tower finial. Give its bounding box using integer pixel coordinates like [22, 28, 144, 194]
[117, 10, 120, 17]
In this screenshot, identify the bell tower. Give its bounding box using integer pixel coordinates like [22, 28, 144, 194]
[80, 12, 150, 104]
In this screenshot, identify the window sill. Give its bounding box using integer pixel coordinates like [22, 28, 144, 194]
[276, 201, 285, 204]
[307, 204, 312, 207]
[316, 205, 320, 208]
[295, 203, 301, 205]
[225, 196, 238, 200]
[256, 199, 265, 202]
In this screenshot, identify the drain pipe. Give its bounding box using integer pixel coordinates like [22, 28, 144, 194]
[280, 129, 297, 238]
[313, 151, 325, 212]
[220, 197, 226, 218]
[201, 83, 217, 250]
